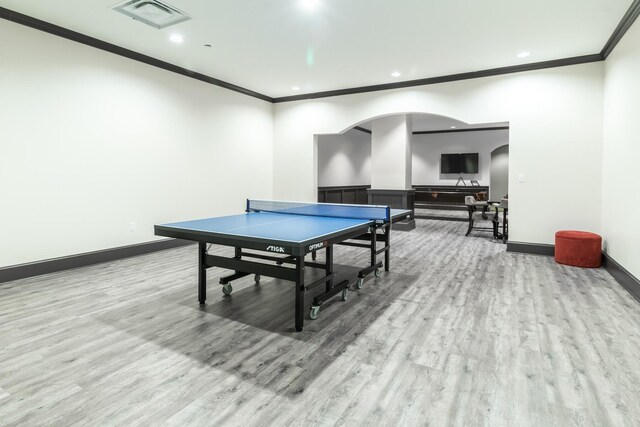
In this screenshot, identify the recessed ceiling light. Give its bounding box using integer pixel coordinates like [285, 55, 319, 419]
[391, 71, 401, 78]
[300, 0, 321, 12]
[292, 86, 301, 91]
[517, 51, 530, 58]
[450, 126, 457, 129]
[169, 34, 184, 43]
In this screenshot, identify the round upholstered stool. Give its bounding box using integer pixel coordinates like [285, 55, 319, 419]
[554, 230, 602, 268]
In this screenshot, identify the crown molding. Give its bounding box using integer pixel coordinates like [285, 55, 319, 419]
[273, 55, 603, 103]
[0, 6, 273, 103]
[353, 126, 372, 134]
[601, 0, 640, 59]
[413, 126, 509, 135]
[3, 2, 639, 103]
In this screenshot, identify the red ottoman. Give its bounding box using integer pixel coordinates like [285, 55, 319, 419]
[555, 230, 602, 268]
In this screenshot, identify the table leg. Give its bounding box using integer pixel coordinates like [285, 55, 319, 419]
[295, 255, 305, 332]
[198, 242, 207, 304]
[385, 224, 390, 271]
[370, 226, 377, 269]
[503, 211, 507, 243]
[325, 245, 333, 292]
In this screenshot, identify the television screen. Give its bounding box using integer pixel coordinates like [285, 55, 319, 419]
[441, 153, 479, 174]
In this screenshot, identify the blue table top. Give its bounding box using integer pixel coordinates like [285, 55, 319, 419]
[158, 209, 410, 244]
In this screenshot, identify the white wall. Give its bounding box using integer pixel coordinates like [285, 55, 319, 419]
[317, 129, 371, 187]
[0, 20, 273, 268]
[3, 15, 627, 275]
[602, 18, 640, 279]
[371, 115, 412, 189]
[274, 63, 605, 245]
[412, 129, 509, 186]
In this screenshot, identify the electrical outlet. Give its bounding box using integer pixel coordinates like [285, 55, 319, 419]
[518, 174, 525, 183]
[129, 222, 136, 232]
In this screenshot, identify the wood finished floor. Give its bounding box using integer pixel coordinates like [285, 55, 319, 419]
[415, 208, 468, 222]
[2, 218, 640, 426]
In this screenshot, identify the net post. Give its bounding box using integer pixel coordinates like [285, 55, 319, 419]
[246, 199, 250, 213]
[385, 206, 391, 222]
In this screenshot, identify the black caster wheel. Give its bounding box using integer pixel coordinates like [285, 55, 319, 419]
[222, 284, 233, 295]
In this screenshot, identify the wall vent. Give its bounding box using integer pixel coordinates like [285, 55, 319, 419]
[113, 0, 191, 29]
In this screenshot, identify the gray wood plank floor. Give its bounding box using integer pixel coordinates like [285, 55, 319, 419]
[2, 218, 640, 426]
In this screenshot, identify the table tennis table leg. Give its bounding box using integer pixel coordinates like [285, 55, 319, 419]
[370, 226, 377, 269]
[198, 242, 207, 304]
[295, 255, 305, 332]
[385, 224, 391, 271]
[325, 245, 334, 292]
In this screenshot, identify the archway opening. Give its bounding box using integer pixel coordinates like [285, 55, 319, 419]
[316, 112, 509, 227]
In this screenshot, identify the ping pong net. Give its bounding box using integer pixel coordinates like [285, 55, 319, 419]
[247, 199, 391, 222]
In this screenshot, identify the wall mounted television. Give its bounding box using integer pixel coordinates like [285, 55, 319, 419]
[441, 153, 479, 174]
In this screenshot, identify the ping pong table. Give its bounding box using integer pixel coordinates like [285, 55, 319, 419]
[155, 200, 411, 332]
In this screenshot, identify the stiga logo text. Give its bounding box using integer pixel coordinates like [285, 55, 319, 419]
[308, 241, 327, 251]
[266, 245, 285, 253]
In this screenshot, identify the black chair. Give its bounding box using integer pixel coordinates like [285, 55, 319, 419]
[464, 196, 498, 237]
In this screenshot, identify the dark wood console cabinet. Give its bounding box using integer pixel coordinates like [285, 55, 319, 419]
[318, 185, 370, 204]
[318, 185, 415, 230]
[413, 185, 489, 208]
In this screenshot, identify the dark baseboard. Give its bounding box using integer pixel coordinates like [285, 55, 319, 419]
[415, 204, 467, 211]
[0, 239, 193, 284]
[394, 219, 416, 231]
[6, 236, 639, 305]
[602, 253, 640, 303]
[506, 241, 640, 303]
[415, 215, 467, 222]
[506, 241, 555, 256]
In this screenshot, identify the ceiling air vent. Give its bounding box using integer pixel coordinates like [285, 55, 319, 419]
[113, 0, 191, 29]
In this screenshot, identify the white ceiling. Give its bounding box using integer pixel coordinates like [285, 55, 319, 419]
[0, 0, 633, 98]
